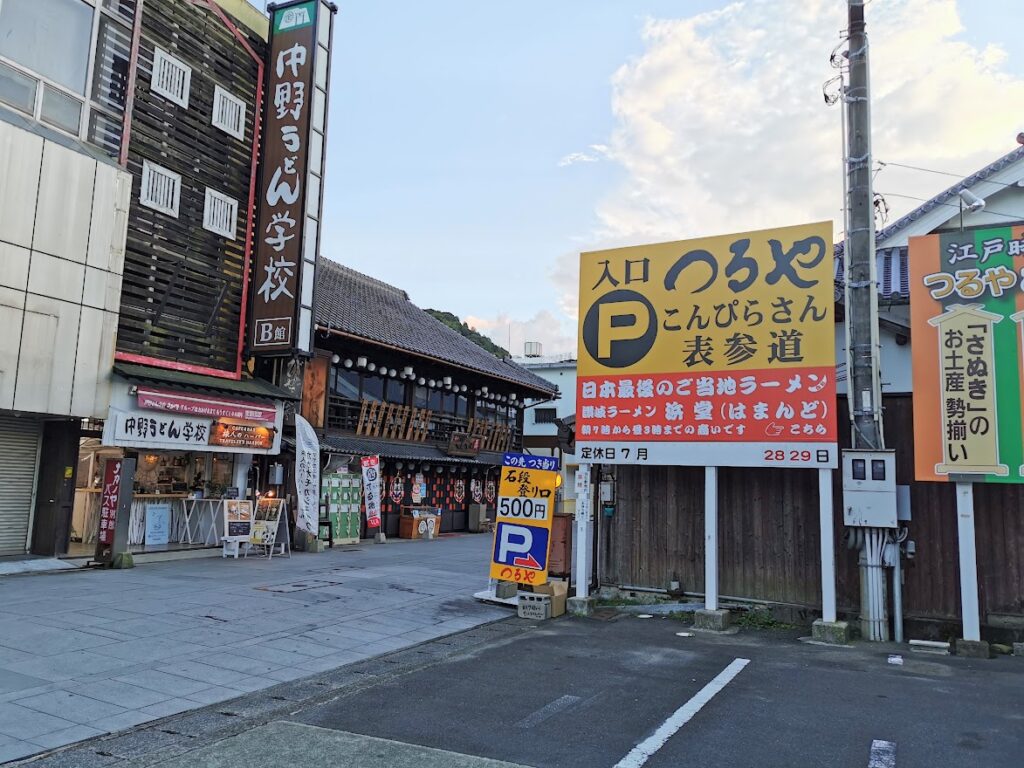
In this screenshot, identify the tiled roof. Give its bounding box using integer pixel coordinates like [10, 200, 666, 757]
[835, 145, 1024, 257]
[315, 258, 557, 397]
[833, 145, 1024, 304]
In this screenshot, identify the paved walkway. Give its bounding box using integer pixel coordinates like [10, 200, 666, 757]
[152, 722, 530, 768]
[0, 535, 507, 764]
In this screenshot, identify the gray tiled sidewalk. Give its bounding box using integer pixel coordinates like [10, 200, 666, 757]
[0, 535, 507, 764]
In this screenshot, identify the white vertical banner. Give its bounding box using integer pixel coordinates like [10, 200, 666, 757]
[361, 455, 382, 528]
[294, 415, 320, 534]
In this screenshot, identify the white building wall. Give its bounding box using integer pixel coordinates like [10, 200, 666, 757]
[0, 120, 130, 418]
[517, 359, 577, 439]
[833, 322, 913, 396]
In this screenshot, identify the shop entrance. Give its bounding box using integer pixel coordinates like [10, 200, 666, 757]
[29, 420, 80, 557]
[68, 442, 239, 557]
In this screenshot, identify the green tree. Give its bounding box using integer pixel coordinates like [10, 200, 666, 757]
[425, 309, 509, 358]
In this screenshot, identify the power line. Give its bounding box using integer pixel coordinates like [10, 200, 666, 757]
[876, 160, 1024, 190]
[876, 190, 1024, 223]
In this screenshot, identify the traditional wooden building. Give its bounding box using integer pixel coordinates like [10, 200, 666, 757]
[299, 259, 558, 538]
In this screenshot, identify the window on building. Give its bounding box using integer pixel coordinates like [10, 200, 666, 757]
[382, 378, 406, 405]
[362, 374, 384, 403]
[0, 60, 37, 114]
[428, 388, 443, 413]
[455, 395, 468, 419]
[413, 386, 429, 409]
[89, 6, 133, 155]
[330, 367, 360, 400]
[87, 109, 123, 156]
[92, 14, 130, 111]
[211, 84, 245, 140]
[534, 407, 557, 425]
[203, 188, 238, 239]
[40, 86, 83, 133]
[102, 0, 137, 23]
[140, 160, 181, 217]
[0, 0, 93, 94]
[150, 47, 191, 108]
[495, 405, 509, 425]
[0, 0, 135, 153]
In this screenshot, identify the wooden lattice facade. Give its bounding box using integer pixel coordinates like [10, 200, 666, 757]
[116, 0, 266, 376]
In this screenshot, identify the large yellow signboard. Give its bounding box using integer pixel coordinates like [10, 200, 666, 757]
[576, 221, 838, 468]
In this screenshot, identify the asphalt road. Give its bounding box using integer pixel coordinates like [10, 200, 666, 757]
[13, 613, 1024, 768]
[290, 615, 1024, 768]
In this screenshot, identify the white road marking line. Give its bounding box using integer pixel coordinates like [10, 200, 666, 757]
[514, 694, 582, 729]
[868, 740, 897, 768]
[613, 657, 750, 768]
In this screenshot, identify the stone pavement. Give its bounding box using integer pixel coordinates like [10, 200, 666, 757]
[0, 535, 507, 764]
[148, 722, 530, 768]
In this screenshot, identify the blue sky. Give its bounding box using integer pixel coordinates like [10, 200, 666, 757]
[292, 0, 1024, 355]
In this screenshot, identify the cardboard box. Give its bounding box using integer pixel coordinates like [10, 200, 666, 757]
[534, 580, 568, 618]
[518, 593, 551, 620]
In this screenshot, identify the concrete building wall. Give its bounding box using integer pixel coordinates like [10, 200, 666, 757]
[0, 120, 131, 419]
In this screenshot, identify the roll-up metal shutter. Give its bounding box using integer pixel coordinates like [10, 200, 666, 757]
[0, 416, 41, 555]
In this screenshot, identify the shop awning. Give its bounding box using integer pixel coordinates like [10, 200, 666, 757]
[113, 363, 298, 401]
[285, 434, 505, 467]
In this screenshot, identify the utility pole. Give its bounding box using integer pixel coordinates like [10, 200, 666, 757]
[844, 0, 888, 642]
[845, 0, 883, 451]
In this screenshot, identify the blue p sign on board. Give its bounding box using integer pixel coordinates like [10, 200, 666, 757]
[492, 521, 549, 574]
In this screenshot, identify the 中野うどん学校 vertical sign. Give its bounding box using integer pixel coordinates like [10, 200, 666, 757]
[251, 0, 335, 356]
[576, 222, 838, 469]
[909, 224, 1024, 482]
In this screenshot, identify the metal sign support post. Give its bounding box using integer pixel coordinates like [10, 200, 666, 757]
[575, 507, 589, 601]
[955, 482, 981, 642]
[704, 466, 718, 612]
[819, 468, 837, 624]
[567, 464, 593, 615]
[574, 464, 591, 602]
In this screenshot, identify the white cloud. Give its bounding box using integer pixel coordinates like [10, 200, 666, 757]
[465, 310, 577, 358]
[594, 0, 1024, 245]
[558, 151, 600, 167]
[483, 0, 1024, 357]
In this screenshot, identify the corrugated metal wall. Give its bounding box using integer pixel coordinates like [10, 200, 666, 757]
[601, 395, 1024, 626]
[0, 416, 41, 556]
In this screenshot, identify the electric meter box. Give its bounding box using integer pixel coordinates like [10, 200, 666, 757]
[841, 449, 897, 528]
